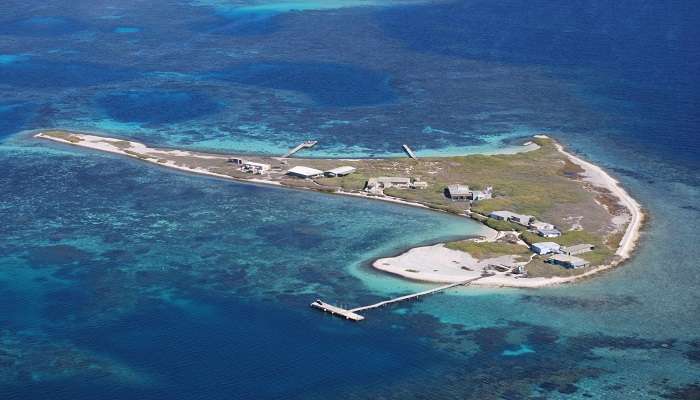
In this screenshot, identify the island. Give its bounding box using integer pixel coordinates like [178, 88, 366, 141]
[34, 130, 644, 288]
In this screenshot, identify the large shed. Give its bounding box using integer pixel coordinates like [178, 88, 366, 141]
[531, 242, 561, 255]
[287, 166, 324, 179]
[446, 184, 471, 201]
[325, 166, 356, 177]
[562, 244, 595, 255]
[548, 254, 590, 269]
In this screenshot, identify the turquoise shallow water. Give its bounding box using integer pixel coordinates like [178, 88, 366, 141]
[1, 0, 699, 398]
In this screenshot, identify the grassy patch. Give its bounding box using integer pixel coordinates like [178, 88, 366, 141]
[521, 230, 615, 266]
[484, 218, 521, 231]
[446, 240, 530, 261]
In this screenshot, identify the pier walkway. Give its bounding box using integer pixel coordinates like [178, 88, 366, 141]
[282, 140, 318, 158]
[402, 144, 418, 159]
[311, 276, 483, 321]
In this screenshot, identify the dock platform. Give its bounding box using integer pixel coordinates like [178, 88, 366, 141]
[282, 140, 318, 158]
[310, 300, 365, 321]
[402, 144, 418, 159]
[311, 276, 483, 321]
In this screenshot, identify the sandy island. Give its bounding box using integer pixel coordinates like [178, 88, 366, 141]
[34, 131, 643, 289]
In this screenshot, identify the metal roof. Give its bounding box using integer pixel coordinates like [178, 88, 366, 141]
[287, 166, 324, 177]
[447, 184, 471, 196]
[326, 166, 356, 175]
[564, 243, 594, 252]
[549, 254, 588, 267]
[532, 242, 561, 250]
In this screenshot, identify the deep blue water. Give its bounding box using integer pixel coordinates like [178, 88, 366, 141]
[1, 1, 699, 399]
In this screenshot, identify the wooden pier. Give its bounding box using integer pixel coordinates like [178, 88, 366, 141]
[310, 276, 483, 321]
[282, 140, 318, 158]
[402, 144, 418, 160]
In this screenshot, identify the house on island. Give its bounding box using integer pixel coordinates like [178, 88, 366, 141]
[561, 243, 595, 255]
[530, 221, 555, 231]
[365, 177, 428, 193]
[489, 210, 516, 221]
[528, 220, 561, 237]
[489, 210, 534, 227]
[445, 184, 493, 201]
[324, 166, 356, 177]
[228, 158, 271, 175]
[286, 166, 324, 179]
[509, 213, 535, 227]
[548, 254, 590, 269]
[531, 242, 561, 255]
[470, 186, 493, 201]
[445, 184, 471, 201]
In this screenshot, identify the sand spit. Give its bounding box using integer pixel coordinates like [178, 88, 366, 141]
[374, 135, 645, 288]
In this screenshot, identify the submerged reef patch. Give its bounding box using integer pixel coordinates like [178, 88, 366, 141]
[96, 90, 222, 124]
[210, 62, 396, 107]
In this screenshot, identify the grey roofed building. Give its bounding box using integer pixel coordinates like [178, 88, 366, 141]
[530, 221, 555, 231]
[446, 184, 471, 201]
[562, 243, 595, 255]
[530, 242, 561, 255]
[489, 210, 516, 220]
[536, 228, 562, 238]
[548, 254, 590, 269]
[324, 166, 356, 177]
[508, 213, 535, 226]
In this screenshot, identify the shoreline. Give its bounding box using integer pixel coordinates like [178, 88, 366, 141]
[32, 130, 643, 289]
[372, 135, 645, 288]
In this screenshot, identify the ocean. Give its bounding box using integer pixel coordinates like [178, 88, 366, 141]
[0, 1, 699, 398]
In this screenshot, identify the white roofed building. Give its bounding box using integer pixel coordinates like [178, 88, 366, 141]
[446, 184, 471, 201]
[531, 242, 561, 255]
[324, 166, 356, 177]
[286, 166, 324, 179]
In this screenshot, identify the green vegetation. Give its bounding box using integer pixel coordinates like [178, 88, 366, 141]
[44, 130, 82, 143]
[124, 150, 149, 160]
[521, 229, 615, 268]
[446, 240, 531, 261]
[483, 218, 520, 231]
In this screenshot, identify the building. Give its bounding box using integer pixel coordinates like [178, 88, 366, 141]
[365, 177, 411, 192]
[286, 166, 324, 179]
[530, 242, 561, 255]
[548, 254, 590, 269]
[228, 158, 270, 174]
[324, 166, 356, 177]
[562, 243, 595, 255]
[470, 186, 493, 201]
[411, 180, 429, 189]
[446, 184, 471, 201]
[446, 184, 493, 201]
[488, 210, 533, 226]
[489, 210, 516, 221]
[530, 221, 555, 231]
[536, 228, 562, 238]
[242, 161, 270, 174]
[508, 213, 535, 227]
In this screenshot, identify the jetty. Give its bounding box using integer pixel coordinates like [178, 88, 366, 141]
[402, 144, 418, 160]
[311, 276, 483, 321]
[282, 140, 318, 158]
